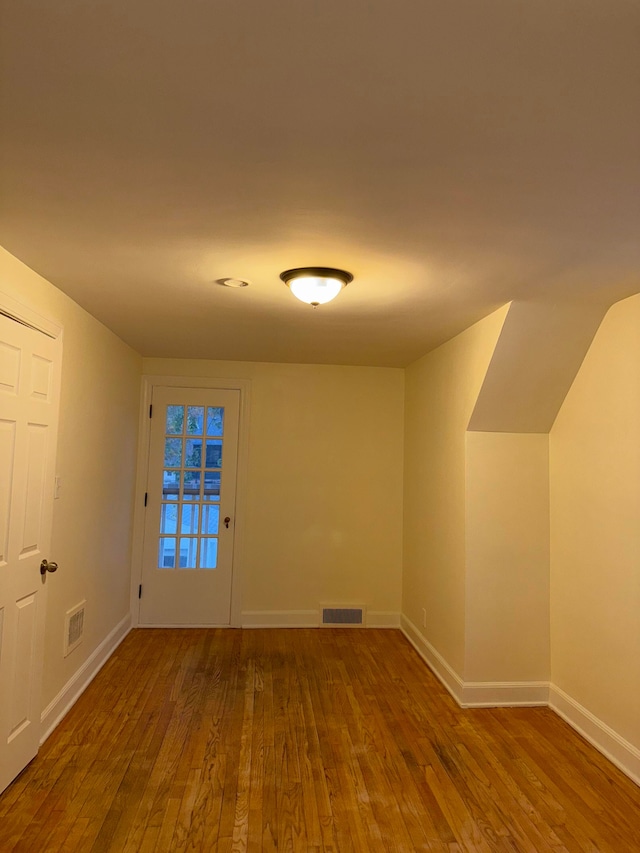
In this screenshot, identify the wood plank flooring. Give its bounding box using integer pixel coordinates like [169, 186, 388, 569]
[1, 629, 639, 851]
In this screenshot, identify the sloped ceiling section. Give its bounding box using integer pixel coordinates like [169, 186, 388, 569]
[468, 300, 608, 434]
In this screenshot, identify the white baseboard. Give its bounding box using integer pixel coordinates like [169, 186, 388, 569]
[549, 684, 640, 787]
[367, 611, 401, 628]
[461, 680, 549, 707]
[241, 610, 401, 629]
[40, 613, 132, 744]
[242, 610, 319, 628]
[137, 623, 234, 628]
[400, 615, 464, 704]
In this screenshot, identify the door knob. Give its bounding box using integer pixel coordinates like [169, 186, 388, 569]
[224, 516, 231, 528]
[40, 559, 58, 575]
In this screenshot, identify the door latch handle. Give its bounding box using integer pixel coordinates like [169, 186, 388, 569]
[40, 559, 58, 575]
[224, 516, 231, 528]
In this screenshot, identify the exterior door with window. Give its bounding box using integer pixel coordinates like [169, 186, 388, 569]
[139, 387, 240, 625]
[0, 310, 61, 795]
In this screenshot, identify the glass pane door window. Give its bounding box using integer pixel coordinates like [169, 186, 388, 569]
[158, 404, 225, 570]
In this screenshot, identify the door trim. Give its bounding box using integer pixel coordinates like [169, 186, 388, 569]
[0, 291, 63, 340]
[131, 375, 251, 628]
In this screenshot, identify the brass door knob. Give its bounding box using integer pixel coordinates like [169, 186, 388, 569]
[224, 516, 231, 528]
[40, 559, 58, 575]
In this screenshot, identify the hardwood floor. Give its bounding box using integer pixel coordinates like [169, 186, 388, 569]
[1, 629, 639, 852]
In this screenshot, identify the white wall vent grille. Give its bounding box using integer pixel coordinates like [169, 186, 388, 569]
[64, 600, 85, 657]
[321, 605, 366, 627]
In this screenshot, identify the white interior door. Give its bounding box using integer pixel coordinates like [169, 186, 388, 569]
[0, 311, 61, 795]
[139, 386, 240, 626]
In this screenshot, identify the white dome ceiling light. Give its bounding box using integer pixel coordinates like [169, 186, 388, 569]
[280, 267, 353, 307]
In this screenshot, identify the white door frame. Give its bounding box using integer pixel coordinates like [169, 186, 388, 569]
[131, 375, 251, 628]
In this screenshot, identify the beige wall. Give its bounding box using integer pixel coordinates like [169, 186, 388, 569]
[144, 358, 405, 619]
[0, 248, 142, 709]
[465, 431, 550, 682]
[550, 293, 640, 748]
[402, 306, 508, 673]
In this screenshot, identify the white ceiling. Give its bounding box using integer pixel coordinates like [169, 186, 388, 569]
[1, 0, 639, 367]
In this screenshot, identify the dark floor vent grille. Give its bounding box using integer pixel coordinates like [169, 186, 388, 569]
[322, 607, 365, 626]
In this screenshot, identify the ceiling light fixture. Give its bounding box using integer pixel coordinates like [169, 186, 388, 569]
[280, 267, 353, 307]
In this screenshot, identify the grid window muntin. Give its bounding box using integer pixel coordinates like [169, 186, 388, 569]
[158, 405, 224, 570]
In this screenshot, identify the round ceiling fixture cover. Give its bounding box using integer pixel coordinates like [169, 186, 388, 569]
[280, 267, 353, 306]
[216, 278, 250, 288]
